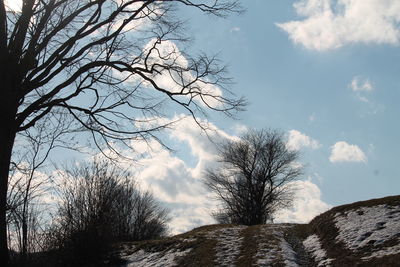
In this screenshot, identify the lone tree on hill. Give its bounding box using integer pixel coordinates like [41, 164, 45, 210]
[204, 129, 303, 225]
[0, 0, 245, 263]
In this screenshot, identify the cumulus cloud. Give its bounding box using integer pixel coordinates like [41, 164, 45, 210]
[115, 117, 330, 234]
[117, 116, 234, 234]
[329, 141, 367, 163]
[275, 180, 331, 223]
[124, 118, 330, 234]
[277, 0, 400, 51]
[286, 130, 320, 151]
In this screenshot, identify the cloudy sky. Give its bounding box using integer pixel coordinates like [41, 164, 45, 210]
[154, 0, 400, 234]
[9, 0, 400, 235]
[120, 0, 400, 234]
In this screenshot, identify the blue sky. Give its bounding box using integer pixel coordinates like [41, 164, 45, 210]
[145, 0, 400, 232]
[8, 0, 400, 234]
[179, 0, 400, 203]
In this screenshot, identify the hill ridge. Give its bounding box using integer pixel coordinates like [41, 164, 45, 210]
[116, 195, 400, 266]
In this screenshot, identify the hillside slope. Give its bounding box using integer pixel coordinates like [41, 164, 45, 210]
[116, 195, 400, 266]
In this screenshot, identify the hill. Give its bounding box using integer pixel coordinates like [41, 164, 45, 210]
[115, 195, 400, 266]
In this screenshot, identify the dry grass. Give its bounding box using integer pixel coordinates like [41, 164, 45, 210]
[234, 225, 261, 266]
[116, 195, 400, 267]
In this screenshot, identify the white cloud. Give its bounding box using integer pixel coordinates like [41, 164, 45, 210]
[329, 141, 367, 163]
[277, 0, 400, 51]
[5, 0, 21, 11]
[113, 118, 330, 234]
[115, 116, 234, 234]
[231, 124, 248, 135]
[275, 180, 331, 223]
[350, 76, 375, 103]
[286, 130, 320, 151]
[347, 77, 385, 115]
[350, 76, 374, 92]
[140, 39, 224, 109]
[73, 113, 341, 236]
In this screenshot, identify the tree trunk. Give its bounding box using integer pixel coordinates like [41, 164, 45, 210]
[0, 126, 16, 266]
[21, 213, 28, 266]
[0, 69, 19, 265]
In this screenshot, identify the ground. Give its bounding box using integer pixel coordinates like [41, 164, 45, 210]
[115, 195, 400, 266]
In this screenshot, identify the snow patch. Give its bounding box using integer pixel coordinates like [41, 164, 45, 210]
[280, 236, 299, 267]
[303, 234, 333, 267]
[334, 204, 400, 252]
[182, 237, 197, 243]
[124, 248, 191, 266]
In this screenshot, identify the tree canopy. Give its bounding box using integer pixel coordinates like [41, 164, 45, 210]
[204, 129, 303, 225]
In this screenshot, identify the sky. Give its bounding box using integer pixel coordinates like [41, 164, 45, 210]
[152, 0, 400, 234]
[7, 0, 400, 235]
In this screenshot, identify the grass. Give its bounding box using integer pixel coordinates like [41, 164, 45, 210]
[235, 225, 261, 266]
[116, 195, 400, 267]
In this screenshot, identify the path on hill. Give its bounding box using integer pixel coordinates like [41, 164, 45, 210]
[250, 224, 312, 267]
[284, 229, 313, 266]
[210, 224, 313, 266]
[208, 225, 247, 266]
[120, 224, 314, 266]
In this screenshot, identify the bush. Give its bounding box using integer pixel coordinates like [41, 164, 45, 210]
[45, 160, 169, 265]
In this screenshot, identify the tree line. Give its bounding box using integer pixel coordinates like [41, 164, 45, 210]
[7, 159, 169, 266]
[7, 127, 302, 266]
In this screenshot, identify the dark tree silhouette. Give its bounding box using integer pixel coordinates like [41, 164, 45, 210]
[204, 129, 303, 225]
[0, 0, 245, 263]
[7, 114, 72, 265]
[45, 160, 169, 265]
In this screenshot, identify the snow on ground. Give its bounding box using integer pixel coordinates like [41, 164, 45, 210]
[303, 234, 333, 267]
[280, 235, 299, 267]
[210, 226, 247, 266]
[334, 204, 400, 257]
[256, 224, 298, 266]
[123, 248, 192, 266]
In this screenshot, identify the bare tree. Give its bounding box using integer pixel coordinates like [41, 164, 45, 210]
[7, 161, 46, 265]
[0, 0, 245, 262]
[6, 114, 74, 265]
[46, 159, 169, 265]
[204, 129, 303, 225]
